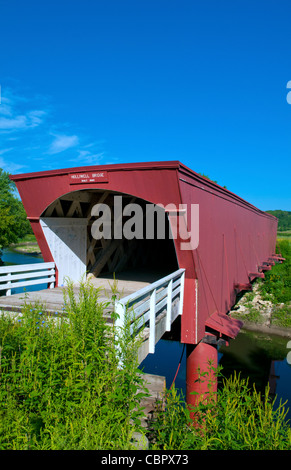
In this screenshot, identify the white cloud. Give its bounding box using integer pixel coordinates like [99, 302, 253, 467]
[0, 156, 26, 174]
[73, 149, 104, 165]
[0, 103, 13, 117]
[48, 134, 79, 154]
[0, 114, 28, 130]
[0, 86, 106, 173]
[0, 111, 47, 131]
[0, 148, 13, 155]
[27, 110, 46, 128]
[0, 91, 47, 132]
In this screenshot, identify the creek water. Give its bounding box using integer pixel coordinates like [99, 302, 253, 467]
[1, 247, 45, 295]
[2, 247, 43, 266]
[2, 248, 291, 422]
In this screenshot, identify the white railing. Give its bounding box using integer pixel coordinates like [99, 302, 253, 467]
[114, 268, 185, 354]
[0, 262, 56, 296]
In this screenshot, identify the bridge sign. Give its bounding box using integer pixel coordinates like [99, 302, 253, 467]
[69, 171, 108, 184]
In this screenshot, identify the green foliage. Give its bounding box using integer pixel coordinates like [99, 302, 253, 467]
[271, 304, 291, 328]
[259, 239, 291, 306]
[0, 206, 15, 249]
[198, 173, 227, 189]
[231, 239, 291, 327]
[0, 168, 32, 250]
[149, 369, 291, 450]
[266, 210, 291, 231]
[148, 386, 191, 450]
[244, 305, 265, 324]
[0, 279, 148, 449]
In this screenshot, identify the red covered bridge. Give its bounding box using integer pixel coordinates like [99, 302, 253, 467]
[1, 161, 281, 405]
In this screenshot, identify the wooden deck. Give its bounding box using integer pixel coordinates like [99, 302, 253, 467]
[0, 271, 156, 314]
[0, 267, 172, 313]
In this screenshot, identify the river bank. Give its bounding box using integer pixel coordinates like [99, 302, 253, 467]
[239, 320, 291, 338]
[230, 280, 291, 338]
[8, 241, 41, 256]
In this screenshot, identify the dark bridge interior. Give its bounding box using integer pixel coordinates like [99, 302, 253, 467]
[41, 189, 179, 283]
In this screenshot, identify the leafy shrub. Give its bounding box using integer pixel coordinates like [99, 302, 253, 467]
[259, 240, 291, 305]
[0, 279, 148, 449]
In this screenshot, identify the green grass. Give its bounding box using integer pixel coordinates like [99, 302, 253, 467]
[260, 239, 291, 302]
[259, 239, 291, 327]
[277, 230, 291, 239]
[19, 234, 38, 243]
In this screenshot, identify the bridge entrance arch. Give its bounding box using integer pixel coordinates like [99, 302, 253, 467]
[39, 188, 179, 287]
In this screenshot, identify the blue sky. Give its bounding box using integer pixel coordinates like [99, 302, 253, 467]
[0, 0, 290, 210]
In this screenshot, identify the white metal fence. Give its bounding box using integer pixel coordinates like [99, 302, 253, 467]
[0, 262, 56, 296]
[114, 268, 185, 354]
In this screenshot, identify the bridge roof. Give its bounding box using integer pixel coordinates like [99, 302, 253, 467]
[10, 160, 181, 180]
[10, 160, 276, 220]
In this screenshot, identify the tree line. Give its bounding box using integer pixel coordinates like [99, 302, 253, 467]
[0, 169, 33, 251]
[266, 210, 291, 231]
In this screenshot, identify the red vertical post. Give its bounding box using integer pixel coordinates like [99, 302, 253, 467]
[186, 341, 218, 413]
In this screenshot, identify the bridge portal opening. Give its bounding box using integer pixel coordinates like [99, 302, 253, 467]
[40, 189, 179, 286]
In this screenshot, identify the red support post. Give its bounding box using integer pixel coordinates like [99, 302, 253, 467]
[186, 341, 218, 416]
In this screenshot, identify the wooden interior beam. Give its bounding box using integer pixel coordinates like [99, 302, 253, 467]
[89, 238, 123, 278]
[114, 239, 138, 273]
[55, 199, 64, 217]
[87, 191, 110, 220]
[44, 200, 58, 217]
[66, 200, 83, 217]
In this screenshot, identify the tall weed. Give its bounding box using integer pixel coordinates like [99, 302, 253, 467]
[260, 239, 291, 305]
[0, 278, 148, 449]
[149, 369, 291, 450]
